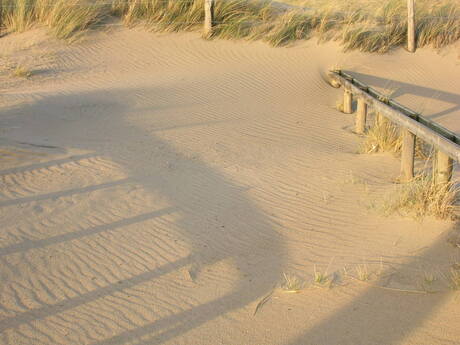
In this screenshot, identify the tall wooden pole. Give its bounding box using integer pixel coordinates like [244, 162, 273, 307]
[407, 0, 416, 52]
[203, 0, 214, 38]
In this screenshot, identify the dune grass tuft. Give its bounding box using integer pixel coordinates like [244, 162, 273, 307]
[12, 64, 33, 78]
[360, 117, 402, 154]
[356, 264, 370, 281]
[359, 114, 433, 158]
[263, 10, 312, 46]
[44, 0, 106, 40]
[422, 271, 436, 287]
[313, 262, 333, 287]
[381, 173, 458, 220]
[281, 273, 303, 292]
[1, 0, 106, 40]
[416, 1, 460, 48]
[447, 269, 460, 290]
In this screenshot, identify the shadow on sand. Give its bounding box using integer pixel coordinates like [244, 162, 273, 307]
[0, 85, 458, 344]
[0, 87, 285, 344]
[345, 71, 460, 121]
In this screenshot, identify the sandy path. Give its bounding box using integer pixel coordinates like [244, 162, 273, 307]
[0, 29, 459, 345]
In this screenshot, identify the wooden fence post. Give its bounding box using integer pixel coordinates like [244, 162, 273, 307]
[356, 97, 367, 134]
[400, 129, 416, 181]
[407, 0, 416, 53]
[203, 0, 214, 38]
[435, 150, 453, 184]
[0, 0, 3, 34]
[343, 89, 352, 114]
[329, 70, 460, 168]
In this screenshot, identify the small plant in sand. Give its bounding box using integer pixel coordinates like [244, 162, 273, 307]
[355, 264, 370, 281]
[448, 269, 460, 291]
[12, 65, 32, 78]
[360, 117, 402, 154]
[281, 273, 303, 293]
[381, 173, 458, 220]
[423, 271, 436, 285]
[313, 264, 331, 287]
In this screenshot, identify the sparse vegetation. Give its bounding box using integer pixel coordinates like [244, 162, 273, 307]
[359, 112, 433, 159]
[281, 273, 303, 292]
[0, 0, 458, 51]
[313, 264, 331, 286]
[356, 264, 370, 281]
[381, 173, 458, 220]
[12, 64, 32, 78]
[360, 117, 402, 154]
[448, 269, 460, 290]
[421, 271, 437, 291]
[423, 271, 436, 285]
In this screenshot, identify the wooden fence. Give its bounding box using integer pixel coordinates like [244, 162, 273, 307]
[328, 70, 460, 184]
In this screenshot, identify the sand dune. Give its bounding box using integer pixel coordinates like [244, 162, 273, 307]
[0, 28, 459, 345]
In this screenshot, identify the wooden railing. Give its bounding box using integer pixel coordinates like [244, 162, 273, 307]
[328, 70, 460, 183]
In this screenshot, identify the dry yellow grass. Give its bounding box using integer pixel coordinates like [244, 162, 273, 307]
[359, 117, 402, 154]
[0, 0, 458, 50]
[281, 273, 303, 292]
[359, 113, 433, 159]
[449, 269, 460, 290]
[381, 173, 458, 220]
[281, 0, 460, 51]
[1, 0, 106, 40]
[12, 64, 32, 78]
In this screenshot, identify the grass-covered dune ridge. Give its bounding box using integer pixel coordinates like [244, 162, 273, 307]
[0, 0, 459, 51]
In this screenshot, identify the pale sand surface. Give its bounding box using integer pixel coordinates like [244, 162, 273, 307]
[0, 28, 459, 345]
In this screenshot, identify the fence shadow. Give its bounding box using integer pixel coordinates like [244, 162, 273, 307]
[344, 70, 460, 121]
[0, 86, 285, 344]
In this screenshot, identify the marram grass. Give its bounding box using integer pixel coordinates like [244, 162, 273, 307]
[1, 0, 107, 40]
[0, 0, 459, 50]
[359, 115, 434, 159]
[381, 173, 458, 220]
[358, 112, 457, 220]
[360, 118, 402, 154]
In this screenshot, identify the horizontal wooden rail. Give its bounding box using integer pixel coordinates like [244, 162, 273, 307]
[329, 70, 460, 163]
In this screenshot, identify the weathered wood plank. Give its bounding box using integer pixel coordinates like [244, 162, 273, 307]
[329, 72, 460, 162]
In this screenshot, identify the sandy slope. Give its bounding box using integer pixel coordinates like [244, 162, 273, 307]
[0, 28, 459, 345]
